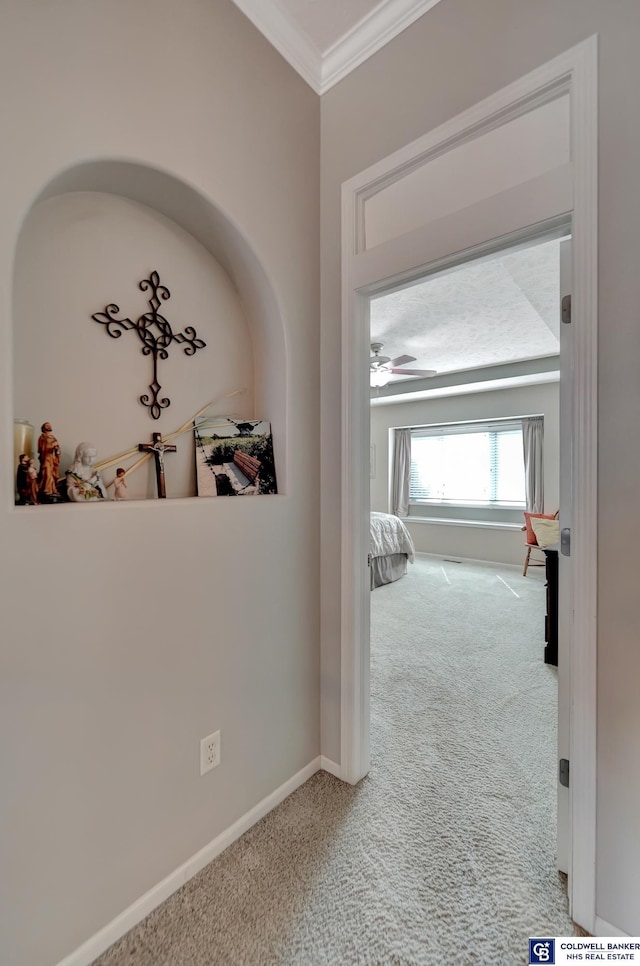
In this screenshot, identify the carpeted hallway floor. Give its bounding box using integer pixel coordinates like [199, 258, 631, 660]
[95, 554, 581, 965]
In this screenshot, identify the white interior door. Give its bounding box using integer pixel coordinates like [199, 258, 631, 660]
[557, 237, 572, 875]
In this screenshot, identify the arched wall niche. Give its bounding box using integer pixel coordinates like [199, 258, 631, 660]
[11, 158, 288, 498]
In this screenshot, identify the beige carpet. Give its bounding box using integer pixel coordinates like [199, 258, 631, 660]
[95, 554, 580, 965]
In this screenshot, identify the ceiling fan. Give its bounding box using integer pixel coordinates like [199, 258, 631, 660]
[370, 342, 436, 387]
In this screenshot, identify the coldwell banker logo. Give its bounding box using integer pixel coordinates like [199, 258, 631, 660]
[529, 939, 555, 964]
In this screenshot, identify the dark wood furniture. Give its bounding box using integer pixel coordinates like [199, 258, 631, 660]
[543, 547, 559, 666]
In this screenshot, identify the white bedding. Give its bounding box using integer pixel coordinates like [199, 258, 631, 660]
[370, 511, 415, 562]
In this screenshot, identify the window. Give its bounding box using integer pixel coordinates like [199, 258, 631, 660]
[409, 419, 527, 510]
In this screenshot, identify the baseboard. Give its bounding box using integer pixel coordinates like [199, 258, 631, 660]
[56, 756, 323, 966]
[320, 755, 342, 779]
[416, 550, 526, 571]
[594, 916, 631, 938]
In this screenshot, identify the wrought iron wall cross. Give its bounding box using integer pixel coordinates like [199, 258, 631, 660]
[92, 271, 206, 419]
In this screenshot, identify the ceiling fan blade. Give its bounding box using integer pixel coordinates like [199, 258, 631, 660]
[389, 354, 415, 367]
[390, 367, 437, 377]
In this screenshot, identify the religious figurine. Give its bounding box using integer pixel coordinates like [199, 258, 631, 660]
[26, 458, 40, 505]
[37, 421, 61, 502]
[66, 443, 107, 502]
[16, 454, 31, 505]
[113, 467, 128, 501]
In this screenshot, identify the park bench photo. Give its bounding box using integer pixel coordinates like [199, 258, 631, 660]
[194, 418, 277, 498]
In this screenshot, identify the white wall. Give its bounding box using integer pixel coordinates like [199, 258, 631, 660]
[0, 3, 320, 965]
[370, 383, 559, 566]
[321, 0, 640, 935]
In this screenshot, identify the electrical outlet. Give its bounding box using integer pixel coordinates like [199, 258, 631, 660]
[200, 730, 221, 775]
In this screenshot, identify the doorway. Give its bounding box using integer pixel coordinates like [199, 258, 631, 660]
[338, 39, 597, 931]
[367, 227, 569, 879]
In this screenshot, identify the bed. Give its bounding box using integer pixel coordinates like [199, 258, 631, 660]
[370, 511, 415, 589]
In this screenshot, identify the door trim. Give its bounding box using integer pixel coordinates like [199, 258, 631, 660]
[339, 36, 597, 931]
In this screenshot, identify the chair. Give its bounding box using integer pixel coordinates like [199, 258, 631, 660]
[522, 510, 559, 577]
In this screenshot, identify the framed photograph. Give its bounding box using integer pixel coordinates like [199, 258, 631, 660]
[194, 418, 277, 497]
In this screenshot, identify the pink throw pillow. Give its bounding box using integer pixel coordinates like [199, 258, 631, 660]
[524, 512, 556, 545]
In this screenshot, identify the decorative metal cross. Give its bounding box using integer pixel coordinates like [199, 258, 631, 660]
[138, 432, 177, 499]
[92, 271, 206, 419]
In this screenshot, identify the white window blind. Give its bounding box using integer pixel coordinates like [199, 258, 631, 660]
[409, 419, 526, 507]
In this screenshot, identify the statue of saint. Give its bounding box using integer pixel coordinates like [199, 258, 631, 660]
[26, 458, 40, 505]
[113, 467, 128, 501]
[16, 454, 31, 505]
[66, 443, 107, 502]
[37, 421, 61, 501]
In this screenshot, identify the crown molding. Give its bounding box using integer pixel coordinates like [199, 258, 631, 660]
[369, 357, 561, 405]
[321, 0, 445, 93]
[232, 0, 323, 94]
[232, 0, 445, 96]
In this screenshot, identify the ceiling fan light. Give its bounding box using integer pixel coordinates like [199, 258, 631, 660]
[370, 368, 391, 388]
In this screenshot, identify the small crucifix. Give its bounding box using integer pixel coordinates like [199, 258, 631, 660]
[138, 432, 177, 499]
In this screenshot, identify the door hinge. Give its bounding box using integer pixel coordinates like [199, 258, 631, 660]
[559, 758, 570, 788]
[367, 553, 372, 567]
[561, 294, 572, 324]
[560, 527, 571, 557]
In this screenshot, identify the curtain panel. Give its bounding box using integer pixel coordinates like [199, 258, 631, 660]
[521, 416, 544, 513]
[392, 428, 411, 517]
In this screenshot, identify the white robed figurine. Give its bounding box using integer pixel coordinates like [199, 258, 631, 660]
[66, 442, 107, 502]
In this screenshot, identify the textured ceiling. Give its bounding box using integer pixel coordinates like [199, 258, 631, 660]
[370, 237, 562, 381]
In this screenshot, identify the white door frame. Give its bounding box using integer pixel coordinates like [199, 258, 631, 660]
[339, 37, 597, 931]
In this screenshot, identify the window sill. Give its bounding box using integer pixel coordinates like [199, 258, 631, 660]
[406, 516, 522, 532]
